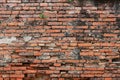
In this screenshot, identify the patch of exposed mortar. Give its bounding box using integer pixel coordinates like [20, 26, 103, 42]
[24, 20, 41, 26]
[36, 49, 101, 60]
[49, 53, 66, 60]
[23, 36, 32, 42]
[81, 56, 99, 60]
[69, 48, 81, 60]
[68, 20, 86, 26]
[21, 0, 29, 3]
[19, 52, 34, 56]
[6, 5, 14, 10]
[0, 54, 12, 67]
[36, 53, 67, 60]
[0, 37, 17, 44]
[64, 31, 71, 37]
[36, 55, 50, 60]
[24, 20, 48, 27]
[89, 32, 104, 39]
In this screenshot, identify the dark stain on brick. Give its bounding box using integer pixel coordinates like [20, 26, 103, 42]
[69, 20, 86, 26]
[100, 59, 109, 63]
[64, 31, 71, 37]
[80, 9, 90, 18]
[22, 0, 29, 3]
[112, 58, 120, 62]
[24, 20, 48, 27]
[69, 48, 81, 60]
[81, 56, 99, 60]
[15, 15, 20, 19]
[116, 18, 120, 29]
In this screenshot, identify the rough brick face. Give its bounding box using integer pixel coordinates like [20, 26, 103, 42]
[0, 0, 120, 80]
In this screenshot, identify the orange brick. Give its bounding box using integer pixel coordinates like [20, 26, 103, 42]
[78, 43, 92, 47]
[104, 34, 117, 37]
[24, 70, 37, 74]
[59, 78, 64, 80]
[11, 67, 26, 70]
[105, 78, 112, 80]
[70, 43, 77, 47]
[16, 78, 23, 80]
[54, 63, 61, 67]
[40, 3, 48, 7]
[0, 78, 3, 80]
[46, 29, 60, 33]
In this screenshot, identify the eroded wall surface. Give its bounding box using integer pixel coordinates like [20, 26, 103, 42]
[0, 0, 120, 80]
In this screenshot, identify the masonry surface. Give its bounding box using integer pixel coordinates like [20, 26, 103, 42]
[0, 0, 120, 80]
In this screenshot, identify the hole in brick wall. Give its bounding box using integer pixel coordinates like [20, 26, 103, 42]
[112, 58, 120, 62]
[112, 58, 120, 67]
[100, 59, 109, 62]
[15, 15, 20, 19]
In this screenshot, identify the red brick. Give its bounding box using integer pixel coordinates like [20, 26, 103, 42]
[104, 34, 117, 37]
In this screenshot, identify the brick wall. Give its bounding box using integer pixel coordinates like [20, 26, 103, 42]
[0, 0, 120, 80]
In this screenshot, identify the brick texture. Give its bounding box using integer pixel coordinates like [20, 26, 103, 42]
[0, 0, 120, 80]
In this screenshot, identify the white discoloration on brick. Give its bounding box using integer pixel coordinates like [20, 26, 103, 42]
[0, 37, 17, 44]
[23, 36, 32, 42]
[0, 54, 11, 66]
[3, 54, 11, 63]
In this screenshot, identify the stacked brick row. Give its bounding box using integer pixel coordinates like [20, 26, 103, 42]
[0, 0, 120, 80]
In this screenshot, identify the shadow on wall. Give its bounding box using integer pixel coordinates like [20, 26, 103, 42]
[34, 74, 50, 80]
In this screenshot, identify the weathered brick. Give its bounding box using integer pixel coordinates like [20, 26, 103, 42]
[7, 0, 21, 3]
[10, 74, 24, 78]
[40, 3, 48, 7]
[0, 0, 6, 3]
[0, 0, 119, 80]
[24, 70, 37, 74]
